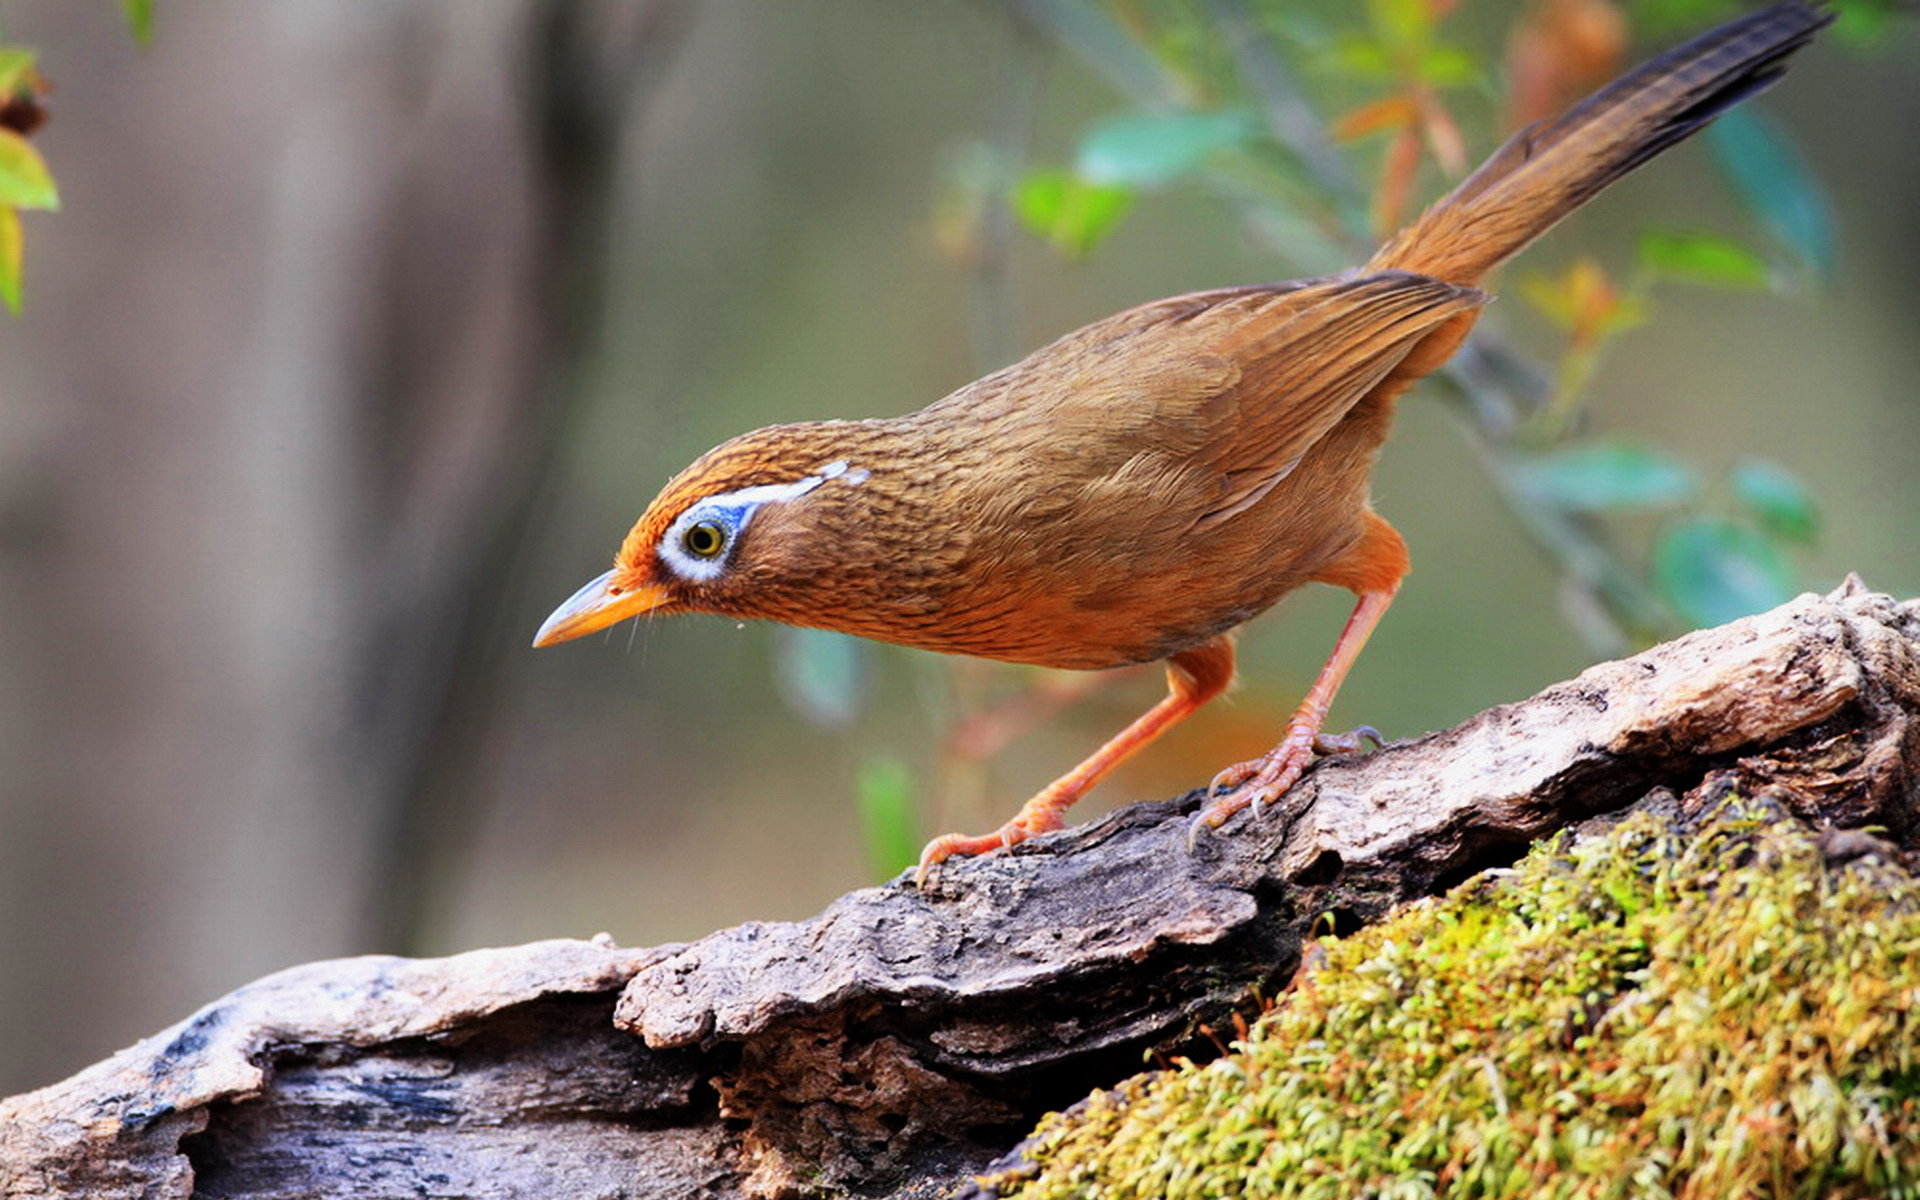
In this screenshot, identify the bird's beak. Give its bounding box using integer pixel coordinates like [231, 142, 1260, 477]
[532, 568, 672, 648]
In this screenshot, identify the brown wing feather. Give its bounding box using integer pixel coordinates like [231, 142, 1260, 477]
[1184, 270, 1485, 527]
[916, 270, 1481, 553]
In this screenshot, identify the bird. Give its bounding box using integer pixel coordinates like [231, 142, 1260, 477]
[534, 4, 1829, 883]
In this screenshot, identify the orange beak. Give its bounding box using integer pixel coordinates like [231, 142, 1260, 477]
[532, 568, 673, 648]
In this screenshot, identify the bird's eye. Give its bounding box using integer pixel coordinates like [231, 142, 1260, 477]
[682, 520, 728, 559]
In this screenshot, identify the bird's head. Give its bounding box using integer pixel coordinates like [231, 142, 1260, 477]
[532, 423, 881, 648]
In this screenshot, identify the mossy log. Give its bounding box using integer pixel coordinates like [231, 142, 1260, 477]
[3, 581, 1916, 1200]
[976, 796, 1920, 1198]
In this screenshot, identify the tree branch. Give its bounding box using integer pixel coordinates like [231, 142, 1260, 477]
[5, 580, 1916, 1199]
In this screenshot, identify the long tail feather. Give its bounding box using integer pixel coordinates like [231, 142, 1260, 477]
[1370, 3, 1830, 284]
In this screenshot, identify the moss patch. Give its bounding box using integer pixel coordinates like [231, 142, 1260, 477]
[984, 800, 1919, 1199]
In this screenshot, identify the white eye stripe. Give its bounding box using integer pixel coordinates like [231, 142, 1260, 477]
[820, 459, 871, 485]
[654, 464, 867, 583]
[705, 475, 829, 509]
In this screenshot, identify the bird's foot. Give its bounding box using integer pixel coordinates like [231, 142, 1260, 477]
[915, 809, 1066, 887]
[1189, 721, 1380, 844]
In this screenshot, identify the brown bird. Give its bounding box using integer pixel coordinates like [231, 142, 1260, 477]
[535, 5, 1828, 882]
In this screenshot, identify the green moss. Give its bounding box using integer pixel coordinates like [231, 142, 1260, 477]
[988, 802, 1919, 1199]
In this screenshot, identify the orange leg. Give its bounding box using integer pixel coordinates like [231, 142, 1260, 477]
[915, 637, 1236, 885]
[1196, 512, 1408, 833]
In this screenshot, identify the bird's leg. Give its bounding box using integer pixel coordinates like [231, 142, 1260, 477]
[915, 637, 1236, 884]
[1197, 512, 1407, 833]
[1196, 591, 1394, 828]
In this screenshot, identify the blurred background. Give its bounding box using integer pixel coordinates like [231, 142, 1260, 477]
[0, 0, 1915, 1094]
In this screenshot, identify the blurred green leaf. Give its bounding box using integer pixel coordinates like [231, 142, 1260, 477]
[1630, 0, 1741, 34]
[1517, 440, 1698, 512]
[1831, 0, 1899, 45]
[1075, 109, 1257, 187]
[774, 628, 868, 729]
[121, 0, 156, 47]
[1368, 0, 1433, 46]
[1705, 107, 1834, 279]
[1013, 168, 1134, 258]
[1637, 229, 1769, 289]
[1654, 517, 1795, 628]
[0, 49, 37, 95]
[0, 130, 57, 211]
[1417, 45, 1482, 89]
[856, 757, 921, 882]
[0, 206, 21, 314]
[1331, 33, 1393, 79]
[1731, 458, 1819, 544]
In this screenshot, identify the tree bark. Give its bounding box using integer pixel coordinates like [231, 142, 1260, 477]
[4, 580, 1916, 1200]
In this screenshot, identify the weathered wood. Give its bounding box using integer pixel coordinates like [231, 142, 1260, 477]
[5, 581, 1916, 1200]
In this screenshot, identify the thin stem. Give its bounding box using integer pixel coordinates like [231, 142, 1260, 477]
[968, 24, 1042, 373]
[1205, 0, 1369, 237]
[1007, 0, 1174, 104]
[1470, 430, 1672, 644]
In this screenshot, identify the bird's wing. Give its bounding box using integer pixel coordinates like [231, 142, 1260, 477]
[1175, 270, 1486, 528]
[931, 271, 1483, 526]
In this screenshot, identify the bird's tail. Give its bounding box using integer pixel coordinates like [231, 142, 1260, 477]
[1369, 3, 1829, 285]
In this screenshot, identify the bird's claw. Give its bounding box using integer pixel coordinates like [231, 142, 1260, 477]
[913, 812, 1059, 887]
[1191, 718, 1384, 840]
[1186, 796, 1239, 848]
[1315, 724, 1383, 754]
[1207, 760, 1253, 797]
[1196, 742, 1311, 830]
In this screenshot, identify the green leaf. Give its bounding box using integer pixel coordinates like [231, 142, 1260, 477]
[1417, 45, 1482, 89]
[1654, 517, 1795, 628]
[1330, 34, 1393, 80]
[1637, 229, 1770, 290]
[0, 130, 57, 211]
[0, 206, 21, 314]
[1367, 0, 1433, 47]
[1730, 458, 1819, 544]
[1633, 0, 1741, 33]
[856, 757, 921, 882]
[0, 49, 38, 96]
[774, 628, 868, 729]
[1705, 107, 1834, 279]
[1832, 0, 1899, 46]
[1013, 168, 1134, 258]
[1516, 440, 1698, 512]
[121, 0, 157, 47]
[1075, 108, 1257, 188]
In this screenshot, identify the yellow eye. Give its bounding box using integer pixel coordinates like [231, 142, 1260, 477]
[682, 520, 727, 559]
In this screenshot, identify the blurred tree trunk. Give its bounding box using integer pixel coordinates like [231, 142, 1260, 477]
[0, 0, 684, 1093]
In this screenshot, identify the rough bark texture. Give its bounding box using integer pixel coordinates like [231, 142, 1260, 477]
[4, 581, 1916, 1200]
